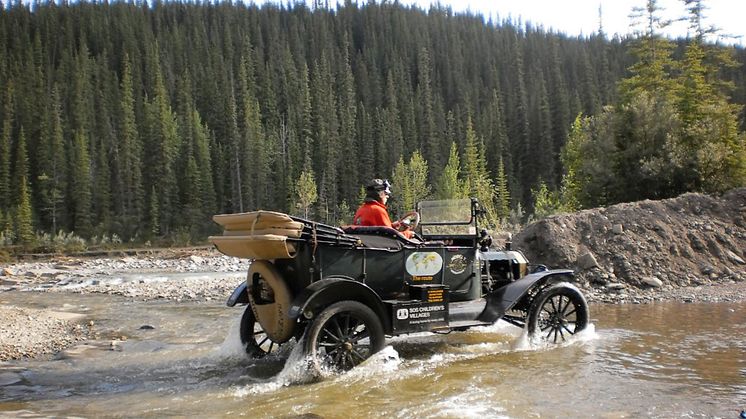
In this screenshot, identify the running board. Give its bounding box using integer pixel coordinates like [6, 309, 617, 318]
[447, 299, 487, 324]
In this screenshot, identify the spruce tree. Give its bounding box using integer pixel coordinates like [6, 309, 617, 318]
[117, 53, 144, 238]
[38, 87, 66, 234]
[435, 142, 465, 200]
[0, 82, 12, 213]
[70, 129, 92, 238]
[495, 157, 511, 222]
[13, 129, 34, 245]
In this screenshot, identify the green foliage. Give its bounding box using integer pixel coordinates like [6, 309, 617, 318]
[70, 129, 92, 237]
[390, 151, 431, 218]
[0, 0, 743, 245]
[531, 182, 562, 219]
[461, 119, 500, 228]
[434, 142, 466, 200]
[619, 0, 678, 103]
[12, 130, 34, 245]
[0, 82, 12, 212]
[295, 168, 318, 219]
[495, 157, 511, 221]
[562, 0, 746, 207]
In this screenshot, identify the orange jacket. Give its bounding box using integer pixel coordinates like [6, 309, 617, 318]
[353, 200, 414, 239]
[353, 200, 392, 227]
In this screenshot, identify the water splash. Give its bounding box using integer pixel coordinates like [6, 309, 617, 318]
[395, 384, 509, 419]
[212, 313, 247, 360]
[513, 322, 597, 351]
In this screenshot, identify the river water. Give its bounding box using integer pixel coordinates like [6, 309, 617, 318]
[0, 289, 744, 418]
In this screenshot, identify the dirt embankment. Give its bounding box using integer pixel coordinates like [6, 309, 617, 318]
[514, 188, 746, 303]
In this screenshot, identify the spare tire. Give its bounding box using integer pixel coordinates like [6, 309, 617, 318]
[246, 260, 295, 343]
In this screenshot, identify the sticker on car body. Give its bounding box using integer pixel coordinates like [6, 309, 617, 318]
[405, 252, 443, 276]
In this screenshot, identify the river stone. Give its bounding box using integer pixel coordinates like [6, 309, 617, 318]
[726, 250, 745, 265]
[577, 252, 599, 270]
[606, 282, 626, 291]
[57, 344, 101, 360]
[641, 276, 663, 288]
[612, 224, 624, 235]
[1, 268, 13, 276]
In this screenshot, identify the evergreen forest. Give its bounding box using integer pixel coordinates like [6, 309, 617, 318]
[0, 0, 744, 249]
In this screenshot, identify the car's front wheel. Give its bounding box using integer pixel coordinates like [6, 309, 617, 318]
[527, 282, 589, 344]
[303, 300, 385, 372]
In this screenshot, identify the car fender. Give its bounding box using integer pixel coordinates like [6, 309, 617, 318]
[288, 277, 391, 333]
[478, 269, 574, 323]
[226, 282, 248, 307]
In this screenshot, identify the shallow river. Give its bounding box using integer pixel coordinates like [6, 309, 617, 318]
[1, 288, 744, 418]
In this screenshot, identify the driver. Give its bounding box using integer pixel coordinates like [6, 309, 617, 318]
[353, 179, 414, 239]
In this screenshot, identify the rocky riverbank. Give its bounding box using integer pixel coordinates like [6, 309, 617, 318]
[0, 249, 250, 361]
[2, 247, 744, 362]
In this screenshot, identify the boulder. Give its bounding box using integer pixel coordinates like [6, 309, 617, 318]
[641, 276, 663, 288]
[576, 252, 599, 270]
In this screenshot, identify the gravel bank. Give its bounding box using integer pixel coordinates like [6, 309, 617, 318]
[0, 305, 90, 361]
[0, 249, 249, 361]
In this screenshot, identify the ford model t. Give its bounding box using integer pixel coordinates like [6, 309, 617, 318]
[210, 198, 589, 372]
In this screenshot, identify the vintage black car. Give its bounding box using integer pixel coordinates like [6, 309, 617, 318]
[210, 198, 589, 372]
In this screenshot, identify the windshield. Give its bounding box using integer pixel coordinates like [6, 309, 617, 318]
[418, 199, 475, 237]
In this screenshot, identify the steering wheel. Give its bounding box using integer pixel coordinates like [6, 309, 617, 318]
[394, 211, 420, 232]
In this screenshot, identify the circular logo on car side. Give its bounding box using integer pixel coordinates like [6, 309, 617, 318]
[448, 254, 468, 275]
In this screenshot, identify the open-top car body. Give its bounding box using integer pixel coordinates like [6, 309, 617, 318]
[211, 198, 589, 373]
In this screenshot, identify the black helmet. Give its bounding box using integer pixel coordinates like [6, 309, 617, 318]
[365, 178, 392, 196]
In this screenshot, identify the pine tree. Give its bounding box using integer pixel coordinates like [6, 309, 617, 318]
[495, 157, 511, 221]
[337, 37, 358, 205]
[462, 118, 499, 227]
[238, 54, 268, 211]
[674, 0, 746, 193]
[435, 142, 465, 200]
[619, 0, 677, 103]
[117, 54, 144, 238]
[38, 87, 66, 234]
[12, 129, 34, 245]
[415, 47, 440, 180]
[0, 82, 13, 213]
[143, 54, 180, 235]
[70, 129, 92, 237]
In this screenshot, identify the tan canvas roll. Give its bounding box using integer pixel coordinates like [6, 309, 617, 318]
[213, 211, 303, 233]
[208, 234, 297, 259]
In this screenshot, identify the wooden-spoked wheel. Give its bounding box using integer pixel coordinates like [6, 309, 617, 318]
[303, 300, 385, 372]
[527, 282, 589, 344]
[239, 305, 284, 357]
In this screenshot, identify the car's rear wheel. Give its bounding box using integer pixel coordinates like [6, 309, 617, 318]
[240, 305, 283, 357]
[527, 282, 589, 344]
[303, 300, 385, 372]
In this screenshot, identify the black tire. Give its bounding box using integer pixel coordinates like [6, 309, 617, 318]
[239, 305, 283, 358]
[527, 282, 589, 344]
[303, 300, 385, 372]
